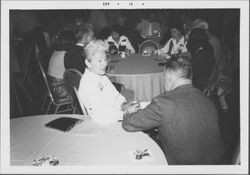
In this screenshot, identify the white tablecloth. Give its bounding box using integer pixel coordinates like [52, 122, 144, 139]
[108, 54, 165, 101]
[10, 114, 168, 166]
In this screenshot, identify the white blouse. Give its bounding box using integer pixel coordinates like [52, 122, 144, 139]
[105, 35, 135, 54]
[159, 36, 188, 55]
[78, 69, 126, 125]
[47, 50, 66, 79]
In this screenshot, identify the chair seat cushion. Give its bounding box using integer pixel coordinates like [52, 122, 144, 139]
[54, 95, 72, 104]
[48, 76, 71, 100]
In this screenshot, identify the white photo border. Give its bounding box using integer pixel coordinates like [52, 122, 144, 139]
[1, 0, 249, 174]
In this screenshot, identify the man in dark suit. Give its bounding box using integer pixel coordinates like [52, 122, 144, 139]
[122, 57, 226, 165]
[64, 26, 94, 73]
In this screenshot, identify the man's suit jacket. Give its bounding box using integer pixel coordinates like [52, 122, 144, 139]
[64, 45, 85, 73]
[122, 84, 225, 165]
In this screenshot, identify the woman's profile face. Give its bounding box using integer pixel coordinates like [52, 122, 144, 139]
[87, 50, 109, 76]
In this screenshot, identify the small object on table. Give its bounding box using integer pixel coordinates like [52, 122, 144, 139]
[120, 51, 126, 58]
[158, 62, 166, 66]
[134, 149, 150, 160]
[32, 155, 59, 166]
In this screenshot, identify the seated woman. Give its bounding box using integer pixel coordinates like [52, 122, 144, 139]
[155, 22, 188, 58]
[47, 30, 75, 100]
[78, 40, 139, 125]
[105, 24, 135, 55]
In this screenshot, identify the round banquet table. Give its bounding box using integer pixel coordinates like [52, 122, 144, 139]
[10, 114, 168, 166]
[107, 54, 165, 101]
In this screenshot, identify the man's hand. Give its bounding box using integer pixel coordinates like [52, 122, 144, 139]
[121, 101, 140, 115]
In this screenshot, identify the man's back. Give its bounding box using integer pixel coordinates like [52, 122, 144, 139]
[122, 84, 225, 164]
[64, 45, 85, 73]
[158, 84, 225, 164]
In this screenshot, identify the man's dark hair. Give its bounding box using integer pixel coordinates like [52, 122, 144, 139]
[169, 21, 183, 32]
[75, 25, 93, 42]
[55, 30, 75, 51]
[165, 57, 193, 80]
[110, 23, 123, 35]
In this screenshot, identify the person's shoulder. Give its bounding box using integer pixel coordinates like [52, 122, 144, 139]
[65, 45, 82, 56]
[120, 35, 129, 40]
[107, 36, 113, 41]
[166, 37, 174, 44]
[80, 71, 96, 87]
[152, 93, 176, 107]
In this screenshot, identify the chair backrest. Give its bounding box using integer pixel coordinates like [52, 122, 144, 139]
[35, 51, 55, 103]
[63, 68, 83, 96]
[139, 39, 159, 56]
[73, 86, 88, 115]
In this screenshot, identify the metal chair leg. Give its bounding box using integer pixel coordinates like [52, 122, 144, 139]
[46, 101, 52, 114]
[28, 79, 39, 96]
[13, 87, 23, 115]
[21, 84, 33, 103]
[54, 105, 60, 114]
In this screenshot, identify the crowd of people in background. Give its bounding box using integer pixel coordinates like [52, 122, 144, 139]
[10, 8, 239, 115]
[10, 9, 239, 73]
[9, 8, 240, 165]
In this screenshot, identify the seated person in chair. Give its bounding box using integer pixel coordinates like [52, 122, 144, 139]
[155, 22, 189, 59]
[64, 25, 95, 74]
[47, 30, 75, 100]
[105, 24, 135, 55]
[122, 57, 226, 165]
[78, 40, 139, 125]
[136, 11, 161, 39]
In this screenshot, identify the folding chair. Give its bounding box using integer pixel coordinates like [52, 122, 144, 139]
[139, 39, 160, 56]
[73, 86, 88, 115]
[12, 45, 38, 103]
[63, 68, 82, 96]
[35, 54, 75, 114]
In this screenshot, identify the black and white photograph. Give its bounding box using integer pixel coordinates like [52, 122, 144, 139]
[1, 0, 249, 174]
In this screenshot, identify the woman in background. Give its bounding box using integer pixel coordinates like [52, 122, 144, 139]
[155, 22, 188, 59]
[106, 24, 135, 55]
[47, 30, 75, 100]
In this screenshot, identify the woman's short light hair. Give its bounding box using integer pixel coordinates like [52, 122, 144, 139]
[84, 39, 109, 61]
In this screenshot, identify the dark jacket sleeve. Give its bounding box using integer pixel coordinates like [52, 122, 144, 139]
[64, 49, 86, 73]
[122, 97, 165, 132]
